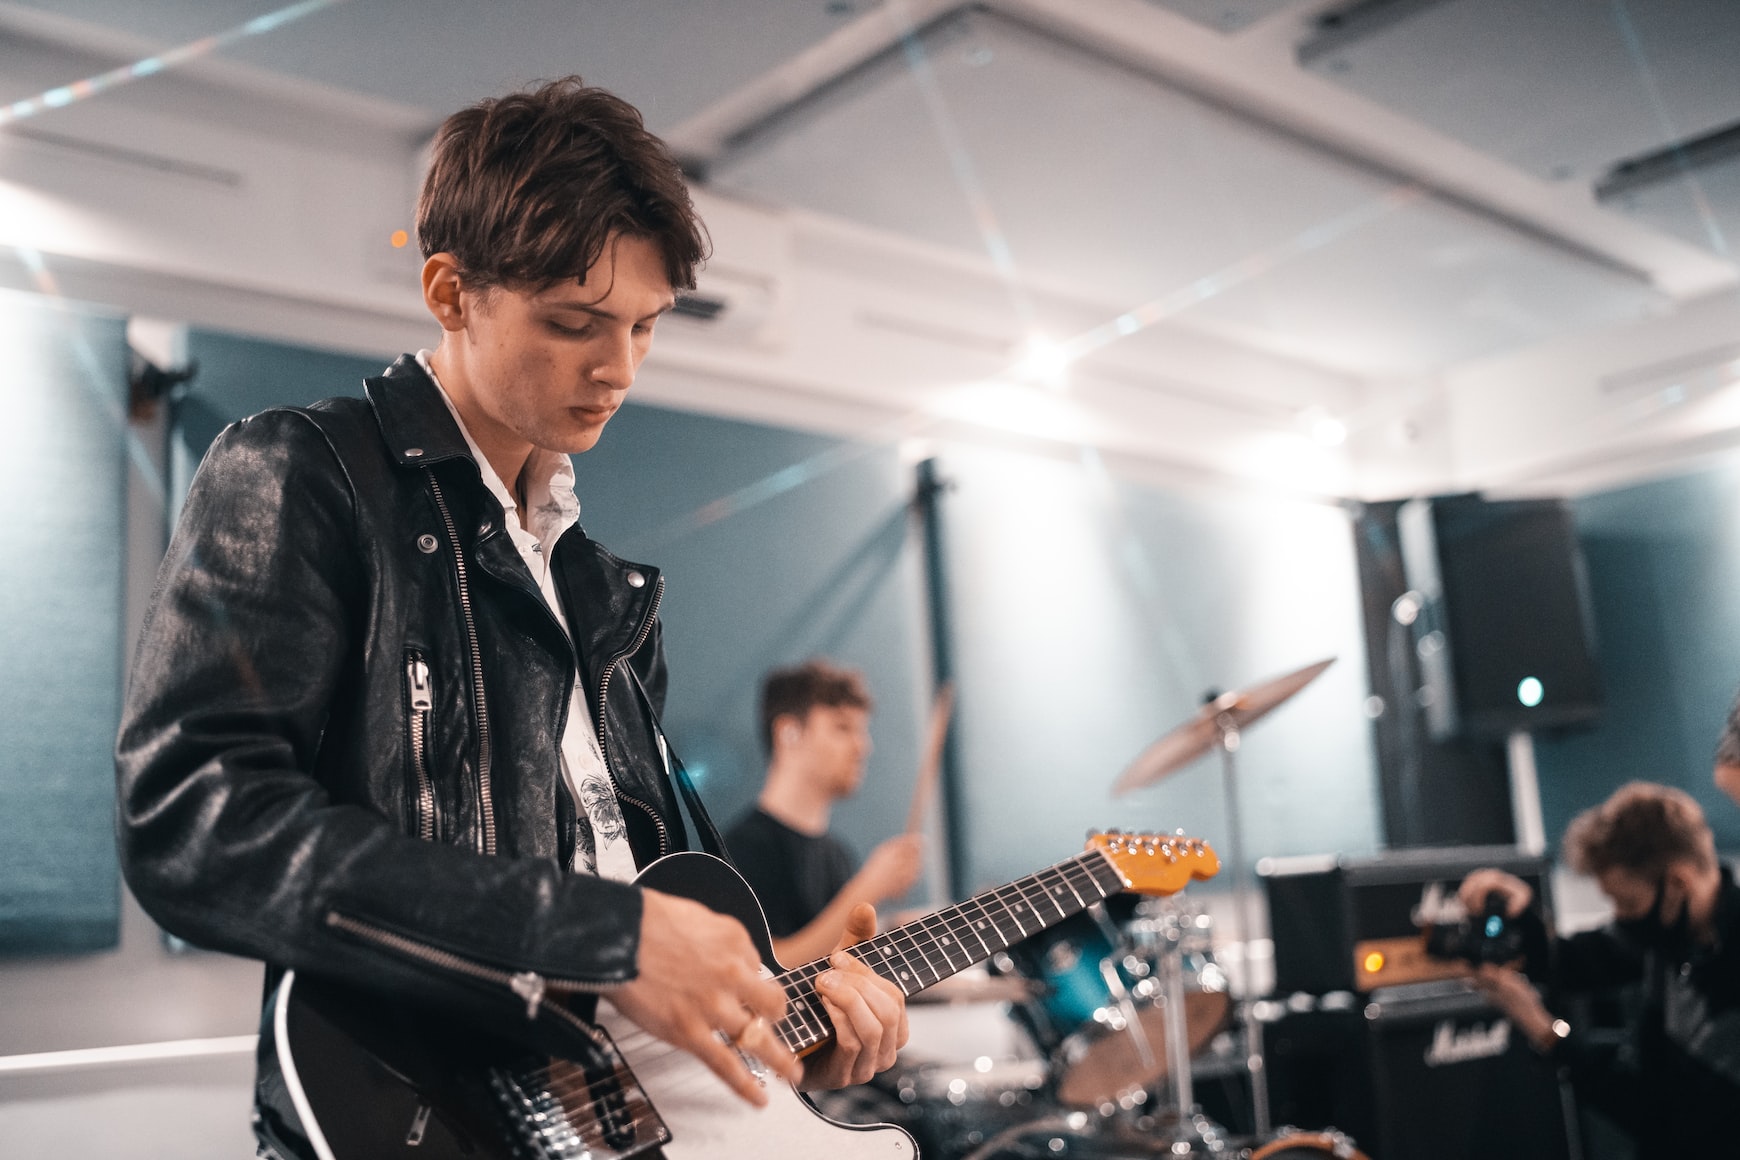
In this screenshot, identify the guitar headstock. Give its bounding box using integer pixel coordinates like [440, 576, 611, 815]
[1087, 830, 1220, 896]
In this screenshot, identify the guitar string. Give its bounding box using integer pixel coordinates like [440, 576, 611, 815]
[501, 863, 1152, 1143]
[504, 845, 1150, 1125]
[513, 852, 1110, 1095]
[509, 848, 1134, 1124]
[505, 862, 1106, 1119]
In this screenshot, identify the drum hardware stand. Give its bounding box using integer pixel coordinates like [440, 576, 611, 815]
[1214, 712, 1272, 1139]
[1112, 658, 1336, 1146]
[1152, 902, 1234, 1154]
[1087, 903, 1159, 1078]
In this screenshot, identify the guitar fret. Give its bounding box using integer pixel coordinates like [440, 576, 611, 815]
[780, 977, 826, 1046]
[885, 923, 944, 991]
[865, 933, 924, 992]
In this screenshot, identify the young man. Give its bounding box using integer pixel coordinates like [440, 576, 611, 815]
[1459, 782, 1740, 1158]
[115, 78, 905, 1152]
[726, 660, 924, 966]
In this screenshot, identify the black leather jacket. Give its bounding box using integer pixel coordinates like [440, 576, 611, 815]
[116, 355, 696, 1063]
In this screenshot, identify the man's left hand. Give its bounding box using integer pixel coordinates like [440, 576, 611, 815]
[1472, 963, 1558, 1052]
[799, 903, 909, 1091]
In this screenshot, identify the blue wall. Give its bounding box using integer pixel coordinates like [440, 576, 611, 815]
[1535, 462, 1740, 850]
[0, 293, 128, 953]
[939, 446, 1381, 892]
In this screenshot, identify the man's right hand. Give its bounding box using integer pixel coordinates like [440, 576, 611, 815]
[612, 888, 801, 1106]
[1459, 868, 1533, 918]
[853, 833, 924, 904]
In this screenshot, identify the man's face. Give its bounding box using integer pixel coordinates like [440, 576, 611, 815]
[1596, 865, 1661, 923]
[454, 233, 673, 456]
[788, 705, 873, 797]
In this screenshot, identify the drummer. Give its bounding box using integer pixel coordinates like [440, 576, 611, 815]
[725, 659, 925, 965]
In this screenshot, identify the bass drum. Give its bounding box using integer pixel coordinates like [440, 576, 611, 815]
[1249, 1129, 1371, 1160]
[998, 896, 1230, 1109]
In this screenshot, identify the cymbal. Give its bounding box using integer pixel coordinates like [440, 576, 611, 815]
[1112, 657, 1335, 796]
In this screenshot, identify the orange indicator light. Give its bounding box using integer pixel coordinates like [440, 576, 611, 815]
[390, 229, 409, 249]
[1363, 951, 1385, 974]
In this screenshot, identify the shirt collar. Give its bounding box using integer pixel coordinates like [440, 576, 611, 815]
[415, 350, 581, 548]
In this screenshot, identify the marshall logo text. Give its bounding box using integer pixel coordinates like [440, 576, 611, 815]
[1424, 1018, 1511, 1067]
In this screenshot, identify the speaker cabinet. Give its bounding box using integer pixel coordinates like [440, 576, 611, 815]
[1268, 988, 1572, 1160]
[1399, 494, 1601, 741]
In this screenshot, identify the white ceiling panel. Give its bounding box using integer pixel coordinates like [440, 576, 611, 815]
[1138, 0, 1313, 35]
[1301, 0, 1740, 186]
[1602, 154, 1740, 258]
[2, 0, 870, 131]
[1179, 194, 1664, 372]
[709, 5, 1663, 375]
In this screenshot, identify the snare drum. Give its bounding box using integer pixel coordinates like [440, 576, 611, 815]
[1249, 1128, 1370, 1160]
[999, 898, 1230, 1108]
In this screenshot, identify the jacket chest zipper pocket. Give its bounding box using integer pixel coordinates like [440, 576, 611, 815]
[405, 651, 438, 842]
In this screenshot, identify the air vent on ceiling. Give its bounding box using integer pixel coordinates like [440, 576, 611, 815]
[671, 293, 727, 321]
[1595, 120, 1740, 202]
[665, 263, 781, 344]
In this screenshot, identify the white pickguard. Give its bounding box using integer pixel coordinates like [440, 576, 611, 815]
[596, 999, 917, 1160]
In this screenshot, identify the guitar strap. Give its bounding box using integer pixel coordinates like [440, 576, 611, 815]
[624, 663, 733, 864]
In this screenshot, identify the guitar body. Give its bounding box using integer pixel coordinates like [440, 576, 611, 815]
[261, 852, 917, 1160]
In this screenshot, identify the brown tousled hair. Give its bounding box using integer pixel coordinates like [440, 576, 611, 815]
[759, 660, 874, 755]
[417, 77, 708, 292]
[1563, 781, 1715, 879]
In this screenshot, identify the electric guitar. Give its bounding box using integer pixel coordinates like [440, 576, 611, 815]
[259, 830, 1219, 1160]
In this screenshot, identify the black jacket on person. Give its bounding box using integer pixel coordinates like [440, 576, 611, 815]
[115, 356, 704, 1131]
[1537, 868, 1740, 1158]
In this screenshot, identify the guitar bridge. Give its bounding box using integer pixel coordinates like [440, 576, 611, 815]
[489, 1024, 670, 1160]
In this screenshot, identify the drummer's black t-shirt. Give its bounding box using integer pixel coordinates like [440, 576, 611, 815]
[725, 808, 857, 938]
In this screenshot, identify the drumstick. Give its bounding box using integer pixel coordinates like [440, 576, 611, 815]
[905, 684, 955, 835]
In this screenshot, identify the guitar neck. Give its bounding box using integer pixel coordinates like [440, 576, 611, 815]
[771, 847, 1126, 1055]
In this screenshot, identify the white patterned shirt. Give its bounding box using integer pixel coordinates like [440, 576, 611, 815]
[418, 351, 637, 882]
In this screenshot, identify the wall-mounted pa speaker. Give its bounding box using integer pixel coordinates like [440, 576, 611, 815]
[1398, 494, 1601, 742]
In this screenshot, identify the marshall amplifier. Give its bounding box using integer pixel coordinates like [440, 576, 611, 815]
[1266, 986, 1572, 1160]
[1260, 846, 1552, 995]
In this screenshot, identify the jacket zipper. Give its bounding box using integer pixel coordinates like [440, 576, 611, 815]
[427, 473, 497, 858]
[325, 911, 615, 1029]
[595, 575, 669, 858]
[405, 653, 437, 842]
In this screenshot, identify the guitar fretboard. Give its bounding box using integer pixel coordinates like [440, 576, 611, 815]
[771, 846, 1126, 1055]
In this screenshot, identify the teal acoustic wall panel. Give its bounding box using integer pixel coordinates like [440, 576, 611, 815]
[1535, 463, 1740, 851]
[0, 293, 128, 954]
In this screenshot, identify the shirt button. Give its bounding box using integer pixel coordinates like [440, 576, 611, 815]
[531, 543, 542, 553]
[626, 570, 645, 588]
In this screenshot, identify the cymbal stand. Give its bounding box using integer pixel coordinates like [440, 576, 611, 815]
[1215, 712, 1272, 1139]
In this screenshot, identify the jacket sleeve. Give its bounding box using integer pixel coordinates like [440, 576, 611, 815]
[1549, 926, 1646, 992]
[116, 411, 642, 1049]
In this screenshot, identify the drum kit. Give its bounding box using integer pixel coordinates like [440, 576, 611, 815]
[815, 659, 1370, 1160]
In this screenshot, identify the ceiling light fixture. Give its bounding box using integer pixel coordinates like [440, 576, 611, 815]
[1015, 334, 1072, 389]
[1299, 406, 1347, 447]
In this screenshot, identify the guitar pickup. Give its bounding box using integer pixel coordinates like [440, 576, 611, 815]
[490, 1022, 670, 1160]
